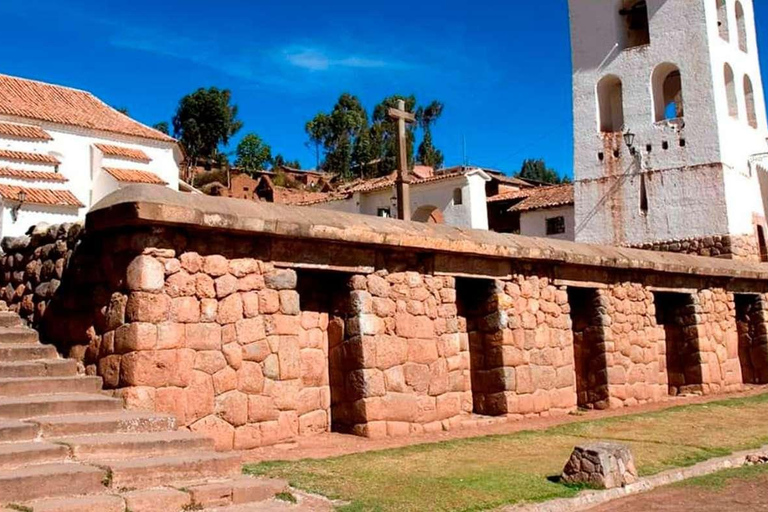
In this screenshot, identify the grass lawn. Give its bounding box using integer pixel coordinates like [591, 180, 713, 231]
[244, 393, 768, 512]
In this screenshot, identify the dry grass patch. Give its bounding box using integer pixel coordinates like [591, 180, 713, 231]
[245, 393, 768, 512]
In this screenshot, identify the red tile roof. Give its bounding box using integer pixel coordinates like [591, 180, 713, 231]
[0, 168, 67, 182]
[507, 184, 574, 212]
[95, 144, 151, 163]
[486, 189, 533, 203]
[0, 122, 52, 141]
[0, 185, 83, 207]
[104, 167, 167, 185]
[0, 73, 175, 143]
[0, 149, 59, 165]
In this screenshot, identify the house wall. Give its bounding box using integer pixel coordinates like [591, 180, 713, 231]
[316, 175, 489, 230]
[519, 205, 575, 241]
[0, 115, 181, 237]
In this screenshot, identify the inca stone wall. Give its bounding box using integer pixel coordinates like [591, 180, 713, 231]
[1, 186, 768, 450]
[630, 234, 761, 262]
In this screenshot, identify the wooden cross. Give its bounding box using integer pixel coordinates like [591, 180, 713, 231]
[388, 99, 416, 220]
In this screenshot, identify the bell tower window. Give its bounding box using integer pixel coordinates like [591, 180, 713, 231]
[620, 0, 651, 49]
[598, 75, 625, 133]
[653, 64, 685, 122]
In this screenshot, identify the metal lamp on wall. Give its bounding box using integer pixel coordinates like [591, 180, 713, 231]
[11, 190, 26, 222]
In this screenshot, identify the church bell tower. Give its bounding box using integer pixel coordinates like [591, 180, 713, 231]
[569, 0, 768, 261]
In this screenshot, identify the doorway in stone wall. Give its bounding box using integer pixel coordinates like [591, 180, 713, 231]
[654, 292, 703, 395]
[295, 270, 356, 434]
[456, 277, 506, 416]
[735, 294, 768, 384]
[567, 287, 609, 409]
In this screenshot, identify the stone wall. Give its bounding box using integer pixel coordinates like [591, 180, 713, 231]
[2, 186, 768, 450]
[0, 222, 83, 324]
[735, 293, 768, 384]
[630, 234, 761, 262]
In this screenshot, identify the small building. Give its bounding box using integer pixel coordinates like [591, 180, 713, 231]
[488, 184, 575, 240]
[0, 73, 183, 237]
[302, 167, 492, 230]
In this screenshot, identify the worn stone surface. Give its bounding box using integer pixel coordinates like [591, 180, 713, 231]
[561, 442, 638, 489]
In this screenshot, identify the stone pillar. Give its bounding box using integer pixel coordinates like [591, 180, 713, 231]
[695, 289, 742, 393]
[600, 284, 667, 408]
[490, 275, 577, 418]
[344, 271, 469, 438]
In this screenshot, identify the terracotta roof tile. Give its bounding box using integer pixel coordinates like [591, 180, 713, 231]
[0, 122, 52, 141]
[0, 167, 67, 182]
[507, 184, 574, 212]
[104, 167, 167, 185]
[0, 149, 59, 165]
[0, 73, 175, 143]
[95, 144, 151, 163]
[487, 189, 533, 203]
[0, 184, 83, 207]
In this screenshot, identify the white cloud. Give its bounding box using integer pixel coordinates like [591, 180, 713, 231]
[282, 46, 408, 72]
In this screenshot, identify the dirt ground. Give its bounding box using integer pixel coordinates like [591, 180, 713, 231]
[240, 386, 768, 464]
[590, 474, 768, 512]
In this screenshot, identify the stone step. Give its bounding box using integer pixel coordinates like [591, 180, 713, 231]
[37, 411, 177, 438]
[23, 495, 125, 512]
[0, 376, 103, 397]
[0, 359, 76, 378]
[0, 327, 39, 344]
[106, 452, 241, 489]
[0, 393, 123, 420]
[0, 344, 58, 362]
[0, 312, 23, 328]
[0, 462, 106, 502]
[58, 431, 214, 461]
[185, 476, 289, 509]
[0, 441, 69, 470]
[0, 419, 38, 443]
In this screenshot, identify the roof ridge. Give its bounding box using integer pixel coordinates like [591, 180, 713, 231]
[0, 72, 92, 96]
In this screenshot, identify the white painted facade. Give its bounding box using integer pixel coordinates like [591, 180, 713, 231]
[519, 206, 576, 242]
[315, 170, 491, 230]
[569, 0, 768, 251]
[0, 116, 182, 238]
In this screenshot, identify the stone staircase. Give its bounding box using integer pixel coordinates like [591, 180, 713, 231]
[0, 312, 296, 512]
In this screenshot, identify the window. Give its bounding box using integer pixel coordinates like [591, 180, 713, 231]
[598, 75, 625, 133]
[453, 188, 463, 205]
[725, 63, 739, 118]
[717, 0, 730, 41]
[546, 216, 566, 236]
[640, 174, 649, 215]
[653, 64, 684, 121]
[744, 74, 758, 128]
[736, 1, 748, 52]
[620, 1, 651, 48]
[377, 208, 391, 218]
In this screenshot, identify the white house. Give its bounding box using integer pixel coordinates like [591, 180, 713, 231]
[303, 167, 492, 230]
[487, 184, 576, 240]
[0, 73, 183, 237]
[569, 0, 768, 261]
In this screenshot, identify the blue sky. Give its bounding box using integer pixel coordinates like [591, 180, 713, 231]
[0, 1, 766, 179]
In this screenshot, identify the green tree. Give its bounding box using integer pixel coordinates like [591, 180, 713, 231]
[516, 159, 570, 184]
[272, 154, 302, 170]
[172, 87, 243, 172]
[416, 100, 445, 169]
[235, 134, 272, 174]
[306, 93, 370, 180]
[153, 121, 170, 135]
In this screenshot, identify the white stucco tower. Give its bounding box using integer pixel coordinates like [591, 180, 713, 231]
[569, 0, 768, 260]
